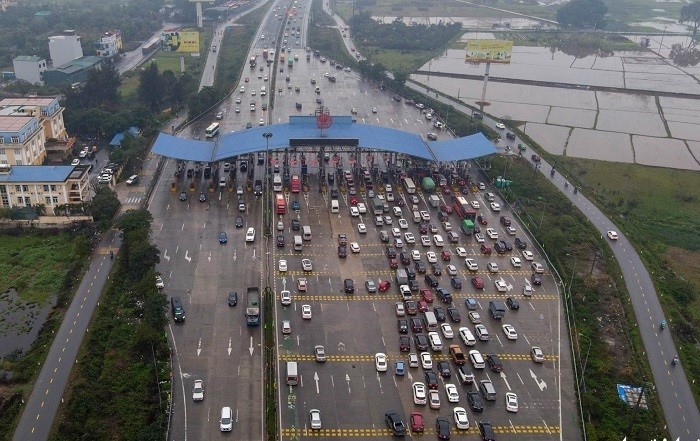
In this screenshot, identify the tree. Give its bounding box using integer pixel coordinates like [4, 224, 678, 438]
[90, 186, 120, 230]
[669, 42, 700, 66]
[680, 1, 700, 35]
[556, 0, 608, 29]
[138, 62, 164, 111]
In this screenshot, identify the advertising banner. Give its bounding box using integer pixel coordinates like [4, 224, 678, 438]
[161, 30, 200, 53]
[465, 40, 513, 64]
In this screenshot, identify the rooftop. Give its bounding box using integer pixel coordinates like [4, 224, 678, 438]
[0, 165, 84, 183]
[0, 98, 57, 107]
[0, 115, 35, 132]
[13, 55, 44, 62]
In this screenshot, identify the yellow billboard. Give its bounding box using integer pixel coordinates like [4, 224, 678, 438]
[465, 40, 513, 64]
[161, 30, 200, 53]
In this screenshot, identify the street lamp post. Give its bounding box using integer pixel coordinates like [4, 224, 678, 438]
[263, 132, 273, 236]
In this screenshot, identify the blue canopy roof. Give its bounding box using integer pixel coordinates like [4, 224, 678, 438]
[152, 116, 496, 162]
[109, 127, 140, 147]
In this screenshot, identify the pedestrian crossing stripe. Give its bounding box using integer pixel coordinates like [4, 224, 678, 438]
[278, 353, 558, 362]
[280, 425, 560, 436]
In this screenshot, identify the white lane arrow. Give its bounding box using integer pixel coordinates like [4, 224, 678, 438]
[337, 341, 346, 351]
[185, 250, 192, 263]
[529, 369, 547, 391]
[500, 371, 512, 391]
[407, 372, 413, 382]
[197, 338, 202, 356]
[228, 337, 232, 356]
[345, 373, 351, 393]
[208, 251, 212, 262]
[282, 277, 287, 289]
[249, 337, 254, 356]
[163, 250, 170, 261]
[252, 249, 256, 260]
[233, 250, 237, 261]
[314, 372, 320, 394]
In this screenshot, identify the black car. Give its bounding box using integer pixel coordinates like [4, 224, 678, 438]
[396, 198, 405, 207]
[425, 370, 439, 389]
[397, 319, 408, 334]
[405, 266, 416, 280]
[386, 246, 397, 258]
[344, 278, 355, 293]
[515, 237, 527, 249]
[447, 306, 461, 322]
[451, 276, 462, 290]
[434, 306, 446, 322]
[494, 242, 506, 255]
[500, 240, 513, 251]
[384, 411, 407, 436]
[425, 274, 439, 288]
[437, 211, 449, 221]
[410, 317, 423, 333]
[408, 280, 420, 292]
[291, 219, 301, 230]
[245, 122, 253, 129]
[531, 273, 542, 286]
[400, 252, 410, 265]
[338, 245, 347, 258]
[276, 235, 285, 247]
[479, 421, 495, 441]
[199, 192, 207, 202]
[436, 417, 450, 440]
[414, 333, 429, 351]
[432, 264, 442, 276]
[404, 300, 418, 315]
[227, 291, 238, 307]
[399, 335, 411, 352]
[436, 287, 452, 304]
[468, 391, 484, 412]
[506, 297, 520, 310]
[486, 354, 503, 373]
[330, 188, 339, 199]
[415, 261, 426, 274]
[235, 216, 244, 228]
[436, 360, 451, 378]
[240, 161, 248, 172]
[179, 191, 187, 201]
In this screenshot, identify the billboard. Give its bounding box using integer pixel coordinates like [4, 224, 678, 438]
[161, 30, 200, 53]
[465, 40, 513, 64]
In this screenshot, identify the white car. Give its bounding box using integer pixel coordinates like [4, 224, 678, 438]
[490, 202, 501, 212]
[502, 324, 518, 340]
[302, 259, 313, 271]
[411, 250, 421, 261]
[309, 409, 322, 429]
[155, 276, 165, 289]
[495, 279, 507, 292]
[357, 202, 366, 213]
[394, 238, 404, 248]
[523, 284, 533, 296]
[71, 158, 81, 166]
[277, 221, 284, 231]
[372, 107, 378, 113]
[485, 228, 498, 239]
[433, 235, 444, 246]
[350, 242, 361, 253]
[420, 352, 433, 369]
[192, 379, 204, 401]
[282, 320, 291, 334]
[474, 233, 485, 243]
[280, 290, 292, 305]
[404, 232, 415, 244]
[506, 392, 519, 412]
[386, 192, 395, 201]
[487, 262, 499, 273]
[453, 406, 469, 429]
[455, 247, 468, 257]
[246, 227, 256, 242]
[474, 324, 489, 340]
[469, 311, 482, 324]
[375, 352, 388, 372]
[384, 215, 393, 225]
[297, 278, 307, 291]
[421, 235, 432, 246]
[301, 304, 312, 319]
[510, 257, 522, 267]
[426, 251, 438, 263]
[395, 302, 406, 316]
[507, 226, 517, 235]
[392, 227, 401, 237]
[445, 384, 460, 403]
[470, 200, 480, 209]
[522, 250, 534, 261]
[429, 389, 441, 409]
[442, 222, 452, 232]
[398, 218, 409, 229]
[496, 123, 506, 129]
[446, 265, 457, 276]
[279, 259, 288, 272]
[465, 258, 478, 271]
[413, 382, 427, 405]
[357, 223, 367, 234]
[440, 323, 454, 339]
[607, 230, 618, 240]
[531, 262, 545, 274]
[420, 211, 431, 221]
[349, 206, 360, 217]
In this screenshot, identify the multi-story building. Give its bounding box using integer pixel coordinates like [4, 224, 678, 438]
[0, 97, 71, 160]
[48, 30, 84, 68]
[94, 30, 122, 58]
[0, 115, 46, 165]
[0, 164, 91, 215]
[42, 56, 102, 86]
[12, 55, 48, 85]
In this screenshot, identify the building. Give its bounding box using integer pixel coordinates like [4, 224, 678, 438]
[12, 55, 47, 85]
[0, 164, 91, 215]
[94, 30, 122, 58]
[48, 30, 84, 68]
[0, 115, 46, 165]
[42, 56, 103, 86]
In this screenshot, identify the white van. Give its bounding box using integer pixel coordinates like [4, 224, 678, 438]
[302, 226, 312, 240]
[273, 174, 282, 192]
[294, 235, 303, 251]
[286, 361, 298, 385]
[428, 331, 443, 351]
[331, 199, 339, 213]
[261, 85, 267, 96]
[424, 311, 438, 331]
[469, 350, 485, 369]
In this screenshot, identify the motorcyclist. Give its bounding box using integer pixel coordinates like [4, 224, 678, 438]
[672, 355, 679, 365]
[109, 251, 114, 259]
[660, 320, 666, 330]
[564, 181, 569, 188]
[574, 187, 578, 194]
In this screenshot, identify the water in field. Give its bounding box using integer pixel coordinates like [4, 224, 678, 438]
[0, 289, 54, 359]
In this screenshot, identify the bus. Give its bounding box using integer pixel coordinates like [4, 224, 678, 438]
[290, 174, 300, 193]
[275, 194, 286, 214]
[205, 123, 220, 138]
[403, 177, 416, 194]
[273, 174, 282, 192]
[245, 287, 261, 326]
[453, 196, 477, 221]
[286, 362, 298, 385]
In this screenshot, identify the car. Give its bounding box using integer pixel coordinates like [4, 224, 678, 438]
[433, 235, 444, 246]
[379, 230, 390, 242]
[390, 227, 401, 238]
[420, 235, 432, 246]
[487, 262, 499, 273]
[427, 132, 438, 141]
[280, 290, 291, 306]
[315, 345, 327, 362]
[299, 259, 313, 272]
[429, 389, 441, 409]
[418, 299, 429, 312]
[245, 227, 255, 243]
[192, 379, 204, 401]
[395, 360, 406, 376]
[384, 215, 393, 225]
[465, 258, 478, 271]
[447, 306, 461, 322]
[486, 228, 498, 239]
[531, 346, 545, 363]
[338, 245, 347, 257]
[420, 210, 431, 221]
[486, 353, 503, 373]
[404, 232, 415, 244]
[441, 250, 452, 261]
[494, 279, 507, 292]
[426, 251, 438, 263]
[398, 319, 409, 334]
[404, 299, 418, 315]
[413, 382, 427, 405]
[344, 278, 355, 293]
[434, 306, 446, 321]
[532, 273, 542, 285]
[437, 360, 451, 378]
[220, 406, 233, 431]
[495, 122, 506, 129]
[469, 311, 482, 325]
[502, 324, 518, 340]
[357, 202, 366, 213]
[415, 334, 429, 351]
[420, 289, 434, 303]
[490, 202, 501, 212]
[522, 250, 534, 261]
[350, 242, 361, 253]
[420, 352, 433, 369]
[281, 319, 292, 334]
[372, 107, 378, 113]
[219, 232, 228, 244]
[506, 392, 519, 412]
[291, 199, 300, 211]
[515, 237, 528, 249]
[227, 291, 238, 307]
[471, 277, 485, 290]
[291, 219, 301, 230]
[468, 391, 484, 412]
[523, 284, 534, 296]
[349, 206, 360, 217]
[510, 256, 522, 267]
[365, 279, 377, 293]
[475, 324, 489, 341]
[410, 411, 424, 432]
[276, 234, 285, 247]
[155, 275, 165, 289]
[453, 406, 469, 430]
[309, 409, 322, 429]
[385, 411, 407, 436]
[607, 230, 619, 240]
[395, 302, 406, 316]
[179, 191, 187, 201]
[411, 250, 421, 261]
[301, 304, 312, 319]
[235, 216, 244, 228]
[446, 265, 457, 276]
[475, 233, 485, 243]
[432, 264, 443, 277]
[454, 247, 467, 257]
[436, 417, 450, 439]
[532, 261, 545, 274]
[506, 297, 520, 310]
[440, 323, 454, 339]
[357, 223, 367, 234]
[394, 238, 404, 248]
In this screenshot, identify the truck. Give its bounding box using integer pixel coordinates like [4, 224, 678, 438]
[489, 300, 506, 319]
[275, 194, 286, 214]
[460, 219, 474, 236]
[246, 287, 261, 326]
[372, 197, 383, 215]
[396, 269, 408, 285]
[249, 55, 257, 67]
[429, 194, 440, 208]
[422, 177, 435, 192]
[290, 174, 301, 193]
[403, 177, 416, 194]
[288, 58, 293, 67]
[262, 49, 268, 59]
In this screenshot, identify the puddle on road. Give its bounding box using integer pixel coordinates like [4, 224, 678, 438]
[0, 289, 55, 359]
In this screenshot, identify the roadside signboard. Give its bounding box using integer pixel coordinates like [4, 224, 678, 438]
[465, 40, 513, 64]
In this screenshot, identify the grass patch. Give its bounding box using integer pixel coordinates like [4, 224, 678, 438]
[364, 48, 433, 74]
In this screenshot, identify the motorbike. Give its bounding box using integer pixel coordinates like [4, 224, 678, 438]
[564, 181, 569, 188]
[660, 320, 666, 330]
[550, 168, 555, 177]
[574, 187, 578, 195]
[110, 251, 114, 260]
[672, 356, 679, 366]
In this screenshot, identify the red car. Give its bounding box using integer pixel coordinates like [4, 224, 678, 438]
[378, 280, 391, 292]
[350, 196, 358, 205]
[480, 244, 492, 255]
[418, 300, 429, 312]
[439, 205, 453, 214]
[441, 250, 452, 261]
[410, 412, 424, 433]
[471, 276, 485, 289]
[419, 223, 428, 234]
[389, 258, 399, 269]
[442, 185, 451, 195]
[420, 289, 434, 303]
